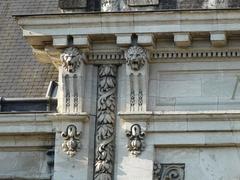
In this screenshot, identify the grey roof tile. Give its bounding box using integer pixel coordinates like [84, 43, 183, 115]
[0, 0, 60, 97]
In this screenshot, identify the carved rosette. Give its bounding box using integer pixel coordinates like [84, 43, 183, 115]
[125, 45, 148, 71]
[94, 65, 117, 180]
[61, 124, 81, 157]
[153, 162, 185, 180]
[60, 47, 85, 73]
[126, 124, 145, 156]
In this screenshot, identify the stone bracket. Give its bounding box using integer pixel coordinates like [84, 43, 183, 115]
[210, 32, 227, 47]
[174, 33, 191, 48]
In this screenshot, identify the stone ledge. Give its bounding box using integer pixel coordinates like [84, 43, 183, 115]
[119, 110, 240, 121]
[48, 112, 89, 122]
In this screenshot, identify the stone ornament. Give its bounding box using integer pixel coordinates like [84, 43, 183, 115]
[126, 124, 145, 156]
[125, 45, 148, 71]
[101, 0, 118, 12]
[61, 124, 81, 157]
[94, 65, 117, 180]
[128, 0, 159, 6]
[153, 161, 185, 180]
[60, 47, 85, 73]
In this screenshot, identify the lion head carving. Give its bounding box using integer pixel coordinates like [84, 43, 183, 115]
[125, 45, 148, 71]
[60, 47, 84, 73]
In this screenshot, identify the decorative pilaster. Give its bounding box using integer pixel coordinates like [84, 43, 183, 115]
[58, 47, 86, 113]
[94, 65, 117, 180]
[125, 45, 149, 112]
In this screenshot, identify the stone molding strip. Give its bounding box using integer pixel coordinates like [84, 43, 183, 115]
[87, 49, 240, 64]
[152, 49, 240, 60]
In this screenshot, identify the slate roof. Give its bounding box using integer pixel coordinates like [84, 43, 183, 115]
[0, 0, 60, 97]
[1, 0, 240, 98]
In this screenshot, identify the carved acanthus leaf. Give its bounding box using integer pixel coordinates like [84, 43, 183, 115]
[94, 65, 117, 180]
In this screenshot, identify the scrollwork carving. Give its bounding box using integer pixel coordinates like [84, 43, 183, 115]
[126, 124, 145, 156]
[125, 45, 148, 71]
[61, 124, 81, 157]
[153, 162, 185, 180]
[60, 47, 85, 73]
[94, 65, 117, 180]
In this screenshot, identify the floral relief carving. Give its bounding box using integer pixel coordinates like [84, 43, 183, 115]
[125, 45, 148, 71]
[60, 47, 85, 73]
[126, 124, 145, 156]
[61, 124, 81, 157]
[153, 161, 185, 180]
[94, 65, 117, 180]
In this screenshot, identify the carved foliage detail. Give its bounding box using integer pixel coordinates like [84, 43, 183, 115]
[61, 124, 81, 157]
[125, 45, 148, 71]
[95, 65, 117, 180]
[126, 124, 145, 156]
[153, 162, 185, 180]
[60, 47, 84, 73]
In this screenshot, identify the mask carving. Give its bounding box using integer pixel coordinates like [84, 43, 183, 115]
[125, 45, 148, 71]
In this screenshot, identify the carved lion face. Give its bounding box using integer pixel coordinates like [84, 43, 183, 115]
[60, 47, 82, 73]
[125, 46, 148, 71]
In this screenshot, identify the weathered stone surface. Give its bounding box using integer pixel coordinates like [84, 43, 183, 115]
[127, 0, 159, 6]
[59, 0, 87, 9]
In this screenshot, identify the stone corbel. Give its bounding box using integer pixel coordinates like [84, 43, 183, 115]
[174, 33, 191, 48]
[58, 47, 87, 113]
[210, 32, 227, 47]
[124, 44, 149, 112]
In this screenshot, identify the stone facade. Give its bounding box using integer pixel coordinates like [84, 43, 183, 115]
[1, 1, 240, 180]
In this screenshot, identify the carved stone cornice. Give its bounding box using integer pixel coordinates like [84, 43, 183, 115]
[32, 48, 240, 67]
[16, 10, 240, 36]
[15, 10, 240, 66]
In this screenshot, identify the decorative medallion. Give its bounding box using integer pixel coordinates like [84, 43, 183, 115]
[126, 124, 145, 156]
[60, 47, 85, 73]
[125, 45, 148, 71]
[94, 65, 117, 180]
[153, 161, 185, 180]
[61, 124, 81, 157]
